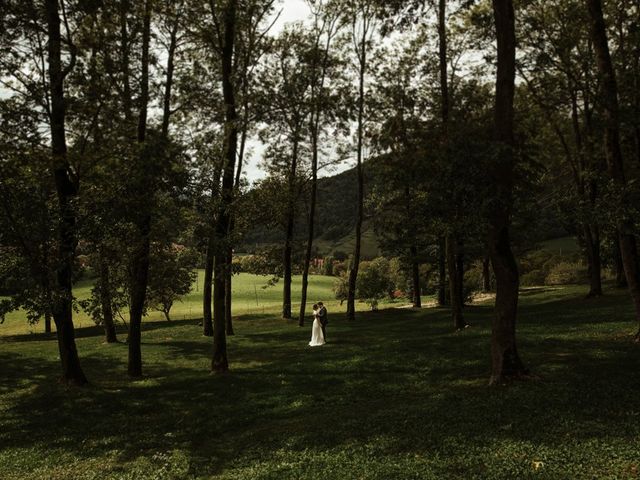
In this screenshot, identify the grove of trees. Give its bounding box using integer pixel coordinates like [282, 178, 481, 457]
[2, 0, 640, 385]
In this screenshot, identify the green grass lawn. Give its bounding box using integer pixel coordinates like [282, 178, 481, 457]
[1, 272, 397, 337]
[1, 283, 639, 478]
[538, 236, 580, 255]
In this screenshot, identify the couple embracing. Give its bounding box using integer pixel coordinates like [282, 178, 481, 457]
[308, 301, 328, 347]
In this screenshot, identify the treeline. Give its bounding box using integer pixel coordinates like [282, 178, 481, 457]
[1, 0, 640, 385]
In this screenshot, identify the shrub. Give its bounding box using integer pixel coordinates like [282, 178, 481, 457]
[332, 271, 349, 305]
[357, 258, 394, 310]
[521, 269, 547, 287]
[545, 262, 588, 285]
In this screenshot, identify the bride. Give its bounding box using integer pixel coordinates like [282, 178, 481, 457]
[308, 303, 325, 347]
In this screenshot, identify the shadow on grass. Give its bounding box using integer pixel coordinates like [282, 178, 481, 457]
[1, 286, 639, 478]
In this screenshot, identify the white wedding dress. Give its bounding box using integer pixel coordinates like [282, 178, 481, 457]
[309, 313, 325, 347]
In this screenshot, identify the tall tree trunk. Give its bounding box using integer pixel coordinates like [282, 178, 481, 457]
[119, 0, 133, 123]
[203, 237, 214, 336]
[212, 0, 238, 373]
[447, 234, 465, 329]
[570, 82, 603, 297]
[488, 0, 527, 384]
[99, 248, 118, 343]
[299, 160, 317, 326]
[614, 232, 628, 288]
[456, 239, 465, 305]
[300, 17, 336, 327]
[438, 0, 465, 328]
[45, 0, 87, 385]
[410, 245, 421, 308]
[346, 14, 368, 321]
[586, 0, 640, 341]
[584, 225, 603, 297]
[282, 139, 299, 320]
[161, 10, 180, 139]
[438, 237, 447, 305]
[42, 267, 53, 334]
[127, 0, 152, 378]
[225, 247, 234, 335]
[44, 311, 52, 334]
[482, 254, 492, 292]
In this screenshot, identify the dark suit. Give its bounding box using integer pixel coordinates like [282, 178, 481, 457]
[318, 306, 328, 341]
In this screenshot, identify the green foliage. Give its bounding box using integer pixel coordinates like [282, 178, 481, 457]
[147, 245, 199, 321]
[332, 271, 349, 305]
[520, 269, 547, 287]
[356, 258, 395, 310]
[545, 262, 588, 286]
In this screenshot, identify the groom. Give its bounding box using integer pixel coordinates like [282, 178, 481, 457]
[318, 301, 328, 341]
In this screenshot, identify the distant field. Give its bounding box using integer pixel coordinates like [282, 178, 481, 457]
[314, 224, 380, 258]
[0, 272, 406, 337]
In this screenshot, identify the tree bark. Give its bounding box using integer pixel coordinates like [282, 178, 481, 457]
[119, 0, 133, 123]
[482, 254, 492, 292]
[438, 0, 465, 327]
[203, 236, 214, 336]
[99, 248, 118, 343]
[127, 0, 152, 378]
[614, 232, 628, 288]
[456, 239, 464, 305]
[282, 137, 299, 320]
[584, 225, 603, 297]
[346, 11, 369, 321]
[211, 0, 239, 373]
[410, 245, 421, 308]
[45, 0, 88, 385]
[447, 234, 465, 329]
[586, 0, 640, 340]
[225, 246, 234, 335]
[437, 237, 447, 305]
[488, 0, 527, 384]
[570, 82, 603, 297]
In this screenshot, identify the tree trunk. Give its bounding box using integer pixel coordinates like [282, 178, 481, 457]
[127, 0, 152, 378]
[446, 234, 465, 329]
[410, 245, 421, 308]
[482, 254, 492, 292]
[586, 0, 640, 340]
[99, 248, 118, 343]
[161, 10, 179, 139]
[456, 239, 465, 305]
[438, 0, 465, 327]
[437, 237, 447, 305]
[299, 166, 317, 325]
[225, 247, 234, 335]
[44, 310, 52, 334]
[282, 138, 299, 320]
[346, 14, 368, 321]
[212, 0, 238, 373]
[488, 0, 527, 384]
[584, 224, 603, 297]
[43, 275, 53, 334]
[614, 233, 628, 288]
[45, 0, 87, 385]
[203, 236, 214, 336]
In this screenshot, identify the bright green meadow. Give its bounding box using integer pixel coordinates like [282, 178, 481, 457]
[1, 281, 639, 479]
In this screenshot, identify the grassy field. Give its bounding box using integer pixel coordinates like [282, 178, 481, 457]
[538, 236, 580, 255]
[1, 283, 639, 479]
[1, 272, 394, 337]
